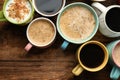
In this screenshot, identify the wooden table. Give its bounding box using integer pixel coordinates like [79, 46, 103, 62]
[0, 0, 120, 80]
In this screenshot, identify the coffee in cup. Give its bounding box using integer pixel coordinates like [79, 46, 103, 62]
[25, 17, 56, 51]
[107, 40, 120, 80]
[92, 2, 120, 37]
[0, 0, 34, 25]
[72, 41, 108, 76]
[32, 0, 66, 17]
[57, 2, 99, 50]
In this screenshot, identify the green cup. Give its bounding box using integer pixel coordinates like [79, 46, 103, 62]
[0, 0, 34, 25]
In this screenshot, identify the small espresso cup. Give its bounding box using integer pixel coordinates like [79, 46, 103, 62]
[107, 40, 120, 80]
[72, 41, 108, 76]
[25, 17, 56, 51]
[32, 0, 66, 17]
[0, 0, 34, 25]
[92, 2, 120, 37]
[57, 2, 99, 50]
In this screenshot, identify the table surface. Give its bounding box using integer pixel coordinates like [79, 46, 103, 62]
[0, 0, 120, 80]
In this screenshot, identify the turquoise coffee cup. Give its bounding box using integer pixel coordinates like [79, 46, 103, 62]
[0, 0, 34, 25]
[56, 2, 99, 50]
[107, 40, 120, 80]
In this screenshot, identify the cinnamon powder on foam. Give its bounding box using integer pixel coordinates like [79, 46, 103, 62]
[7, 0, 30, 22]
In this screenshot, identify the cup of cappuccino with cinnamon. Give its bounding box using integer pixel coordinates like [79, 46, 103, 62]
[0, 0, 34, 25]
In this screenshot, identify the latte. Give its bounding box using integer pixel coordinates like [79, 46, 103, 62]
[60, 6, 95, 41]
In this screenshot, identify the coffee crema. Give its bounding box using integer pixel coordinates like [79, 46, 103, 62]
[28, 19, 55, 46]
[5, 0, 32, 23]
[60, 6, 95, 41]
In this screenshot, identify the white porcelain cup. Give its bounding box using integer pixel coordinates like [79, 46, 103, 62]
[92, 2, 120, 37]
[25, 17, 56, 51]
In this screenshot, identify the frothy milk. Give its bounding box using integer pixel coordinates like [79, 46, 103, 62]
[113, 43, 120, 66]
[60, 6, 95, 41]
[5, 0, 32, 23]
[28, 19, 55, 46]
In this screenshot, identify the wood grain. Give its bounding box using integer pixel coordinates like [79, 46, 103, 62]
[0, 0, 120, 80]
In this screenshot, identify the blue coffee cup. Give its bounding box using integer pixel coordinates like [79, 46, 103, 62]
[56, 2, 99, 50]
[107, 40, 120, 80]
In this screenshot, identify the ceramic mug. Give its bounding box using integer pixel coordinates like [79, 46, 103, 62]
[107, 40, 120, 80]
[56, 2, 99, 50]
[0, 0, 34, 25]
[92, 2, 120, 37]
[72, 41, 108, 76]
[25, 17, 56, 51]
[32, 0, 66, 17]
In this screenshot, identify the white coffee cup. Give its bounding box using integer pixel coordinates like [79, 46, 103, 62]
[92, 2, 120, 37]
[25, 17, 56, 51]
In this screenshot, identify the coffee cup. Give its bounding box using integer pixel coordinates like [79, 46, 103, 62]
[0, 0, 34, 25]
[32, 0, 66, 17]
[107, 40, 120, 80]
[72, 41, 108, 76]
[24, 17, 56, 51]
[92, 2, 120, 37]
[56, 2, 99, 50]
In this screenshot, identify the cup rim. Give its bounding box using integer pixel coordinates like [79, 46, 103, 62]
[56, 2, 99, 44]
[32, 0, 66, 17]
[103, 5, 120, 34]
[112, 40, 120, 68]
[26, 17, 56, 47]
[3, 0, 34, 25]
[77, 41, 108, 72]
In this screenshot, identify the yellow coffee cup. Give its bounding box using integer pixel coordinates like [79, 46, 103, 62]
[72, 41, 108, 76]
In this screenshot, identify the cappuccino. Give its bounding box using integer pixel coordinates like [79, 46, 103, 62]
[60, 6, 95, 41]
[28, 19, 55, 46]
[5, 0, 32, 23]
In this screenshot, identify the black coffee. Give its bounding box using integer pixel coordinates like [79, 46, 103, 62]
[34, 0, 63, 15]
[106, 7, 120, 32]
[80, 44, 105, 68]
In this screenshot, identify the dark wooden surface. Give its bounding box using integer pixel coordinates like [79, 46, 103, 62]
[0, 0, 120, 80]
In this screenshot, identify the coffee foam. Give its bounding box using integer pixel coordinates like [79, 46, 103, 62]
[5, 0, 32, 23]
[28, 19, 55, 46]
[60, 6, 95, 41]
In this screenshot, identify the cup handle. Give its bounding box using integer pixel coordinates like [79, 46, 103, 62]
[61, 41, 69, 50]
[24, 43, 33, 51]
[110, 66, 120, 80]
[72, 64, 84, 76]
[92, 2, 107, 13]
[0, 11, 7, 21]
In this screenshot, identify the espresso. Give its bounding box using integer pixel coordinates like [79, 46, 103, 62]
[60, 6, 95, 41]
[80, 44, 105, 68]
[5, 0, 32, 23]
[106, 7, 120, 32]
[28, 19, 55, 46]
[113, 43, 120, 65]
[34, 0, 63, 15]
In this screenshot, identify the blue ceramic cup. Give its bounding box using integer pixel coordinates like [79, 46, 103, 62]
[56, 2, 99, 50]
[107, 40, 120, 80]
